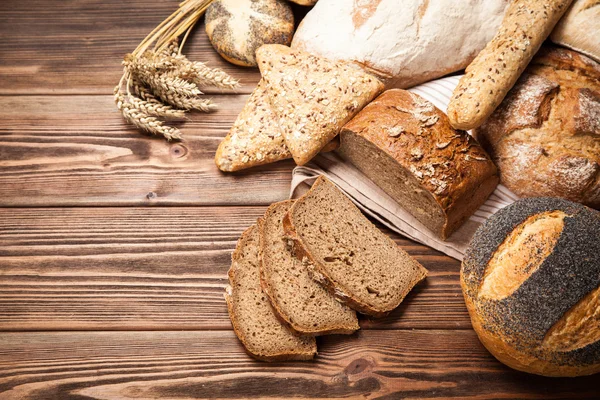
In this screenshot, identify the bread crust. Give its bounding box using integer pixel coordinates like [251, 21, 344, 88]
[448, 0, 574, 130]
[551, 0, 600, 63]
[461, 197, 600, 376]
[340, 89, 499, 239]
[291, 0, 509, 89]
[258, 202, 359, 336]
[226, 225, 317, 361]
[476, 47, 600, 209]
[283, 177, 427, 317]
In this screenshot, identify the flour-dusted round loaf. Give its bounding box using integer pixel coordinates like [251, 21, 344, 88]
[291, 0, 510, 88]
[476, 47, 600, 209]
[461, 197, 600, 377]
[205, 0, 294, 67]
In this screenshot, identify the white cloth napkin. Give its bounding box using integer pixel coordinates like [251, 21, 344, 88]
[290, 76, 519, 260]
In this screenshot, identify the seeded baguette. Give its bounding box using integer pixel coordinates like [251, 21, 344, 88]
[225, 224, 316, 361]
[259, 200, 359, 335]
[447, 0, 574, 130]
[283, 176, 428, 317]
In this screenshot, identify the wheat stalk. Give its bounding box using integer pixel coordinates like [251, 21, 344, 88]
[114, 87, 182, 140]
[115, 0, 239, 141]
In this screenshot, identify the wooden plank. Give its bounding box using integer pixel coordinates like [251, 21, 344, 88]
[0, 0, 261, 95]
[0, 330, 597, 399]
[0, 207, 467, 331]
[0, 95, 294, 206]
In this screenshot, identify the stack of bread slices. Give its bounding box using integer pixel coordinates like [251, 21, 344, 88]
[225, 176, 428, 360]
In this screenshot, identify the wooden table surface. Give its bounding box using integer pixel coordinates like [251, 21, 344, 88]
[0, 1, 598, 398]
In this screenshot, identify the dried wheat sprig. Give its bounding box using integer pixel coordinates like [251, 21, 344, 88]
[128, 95, 186, 119]
[124, 55, 202, 98]
[189, 62, 239, 89]
[152, 90, 217, 112]
[114, 87, 182, 140]
[131, 77, 161, 103]
[128, 77, 185, 119]
[116, 0, 235, 140]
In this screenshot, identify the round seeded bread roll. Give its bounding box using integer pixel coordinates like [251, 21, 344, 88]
[205, 0, 294, 67]
[461, 197, 600, 377]
[475, 46, 600, 209]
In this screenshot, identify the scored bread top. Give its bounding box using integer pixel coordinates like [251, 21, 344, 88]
[256, 44, 384, 165]
[225, 224, 316, 361]
[461, 197, 600, 368]
[259, 200, 359, 335]
[284, 176, 427, 317]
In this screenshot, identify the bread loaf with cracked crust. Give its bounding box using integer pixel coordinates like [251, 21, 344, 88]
[205, 0, 294, 67]
[476, 47, 600, 209]
[340, 89, 499, 239]
[461, 197, 600, 377]
[291, 0, 510, 89]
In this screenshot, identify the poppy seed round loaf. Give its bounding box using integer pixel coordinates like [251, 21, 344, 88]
[461, 197, 600, 377]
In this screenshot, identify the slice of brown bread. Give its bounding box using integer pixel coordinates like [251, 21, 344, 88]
[283, 177, 428, 317]
[225, 224, 316, 361]
[259, 200, 359, 335]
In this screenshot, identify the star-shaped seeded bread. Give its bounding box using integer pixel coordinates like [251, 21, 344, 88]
[215, 79, 339, 172]
[256, 44, 384, 165]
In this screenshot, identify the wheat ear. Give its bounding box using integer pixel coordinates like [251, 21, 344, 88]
[114, 86, 182, 140]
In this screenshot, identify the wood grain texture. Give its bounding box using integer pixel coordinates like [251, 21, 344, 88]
[0, 95, 294, 206]
[0, 0, 261, 95]
[0, 207, 467, 331]
[0, 330, 597, 399]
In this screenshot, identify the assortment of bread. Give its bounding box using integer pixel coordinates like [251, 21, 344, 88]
[208, 0, 600, 376]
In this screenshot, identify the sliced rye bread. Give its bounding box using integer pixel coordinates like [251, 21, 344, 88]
[283, 177, 428, 317]
[259, 200, 359, 335]
[225, 224, 316, 361]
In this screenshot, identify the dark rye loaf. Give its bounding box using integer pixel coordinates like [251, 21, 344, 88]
[225, 225, 316, 361]
[284, 176, 428, 317]
[339, 89, 499, 240]
[259, 200, 359, 335]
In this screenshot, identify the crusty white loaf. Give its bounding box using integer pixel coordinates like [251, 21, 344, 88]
[551, 0, 600, 63]
[291, 0, 510, 89]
